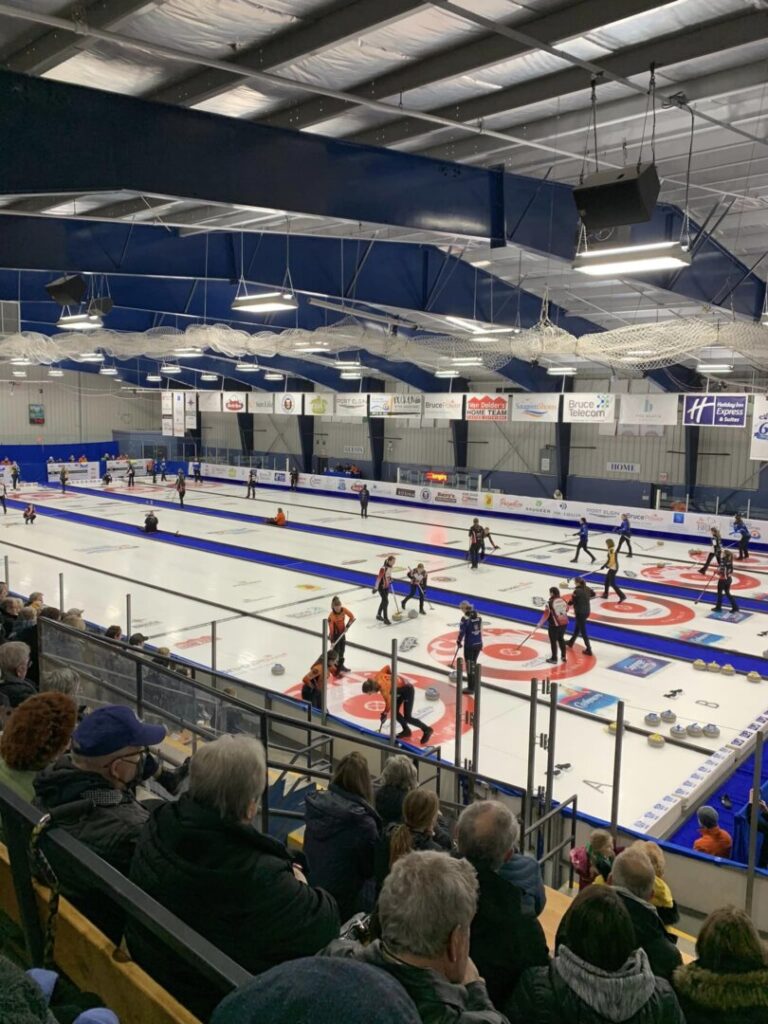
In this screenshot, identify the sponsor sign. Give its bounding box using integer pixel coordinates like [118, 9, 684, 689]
[558, 686, 618, 715]
[369, 393, 422, 418]
[619, 393, 678, 427]
[435, 490, 457, 503]
[607, 461, 640, 474]
[335, 393, 368, 417]
[749, 393, 768, 460]
[184, 391, 197, 429]
[562, 393, 616, 423]
[197, 391, 222, 413]
[396, 487, 416, 498]
[172, 391, 185, 436]
[683, 393, 748, 428]
[343, 445, 364, 456]
[28, 403, 44, 425]
[510, 393, 559, 422]
[707, 610, 752, 624]
[161, 417, 173, 437]
[465, 394, 509, 422]
[673, 629, 724, 646]
[424, 393, 464, 420]
[221, 392, 247, 414]
[305, 392, 335, 416]
[274, 392, 303, 415]
[247, 392, 273, 415]
[46, 462, 100, 483]
[609, 654, 670, 678]
[161, 392, 172, 416]
[461, 492, 479, 504]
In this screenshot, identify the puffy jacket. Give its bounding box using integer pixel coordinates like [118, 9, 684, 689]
[304, 783, 381, 922]
[374, 821, 446, 890]
[693, 826, 733, 858]
[507, 947, 684, 1024]
[672, 961, 768, 1024]
[33, 755, 150, 939]
[127, 792, 339, 1020]
[322, 938, 508, 1024]
[0, 674, 36, 708]
[497, 853, 546, 917]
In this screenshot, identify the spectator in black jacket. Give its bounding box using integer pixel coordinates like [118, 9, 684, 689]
[375, 754, 453, 850]
[508, 886, 684, 1024]
[0, 641, 37, 707]
[304, 751, 381, 922]
[128, 734, 339, 1020]
[375, 788, 446, 890]
[745, 787, 768, 870]
[456, 800, 549, 1009]
[566, 577, 595, 657]
[0, 596, 21, 638]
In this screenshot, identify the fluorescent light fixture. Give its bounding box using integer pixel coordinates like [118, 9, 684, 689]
[48, 368, 64, 377]
[335, 360, 362, 368]
[235, 362, 260, 372]
[264, 372, 284, 381]
[470, 259, 491, 268]
[12, 370, 26, 377]
[174, 347, 203, 357]
[573, 240, 691, 276]
[57, 312, 103, 331]
[78, 352, 105, 362]
[435, 369, 460, 378]
[546, 366, 577, 376]
[445, 315, 515, 334]
[231, 291, 298, 313]
[146, 373, 162, 382]
[625, 349, 654, 356]
[160, 363, 181, 374]
[200, 373, 218, 382]
[10, 357, 31, 365]
[294, 344, 330, 353]
[697, 363, 733, 373]
[99, 366, 118, 376]
[450, 357, 483, 365]
[340, 371, 362, 380]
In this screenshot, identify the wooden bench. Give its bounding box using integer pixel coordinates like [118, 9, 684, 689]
[0, 844, 202, 1024]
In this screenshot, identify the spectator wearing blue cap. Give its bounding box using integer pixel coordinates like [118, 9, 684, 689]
[33, 705, 167, 939]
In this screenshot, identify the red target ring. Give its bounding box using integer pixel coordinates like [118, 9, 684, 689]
[428, 627, 594, 681]
[590, 593, 694, 626]
[689, 550, 768, 572]
[641, 564, 759, 592]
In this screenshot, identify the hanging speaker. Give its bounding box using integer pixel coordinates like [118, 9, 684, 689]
[573, 163, 660, 230]
[45, 274, 87, 306]
[88, 296, 113, 317]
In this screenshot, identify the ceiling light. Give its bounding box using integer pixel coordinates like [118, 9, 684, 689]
[435, 369, 460, 378]
[160, 363, 181, 374]
[48, 368, 64, 377]
[335, 360, 362, 369]
[450, 357, 483, 365]
[57, 312, 103, 331]
[99, 366, 118, 376]
[573, 240, 691, 277]
[295, 344, 330, 353]
[200, 373, 218, 382]
[546, 366, 577, 376]
[235, 362, 260, 372]
[146, 373, 162, 382]
[340, 372, 362, 380]
[264, 372, 284, 381]
[79, 352, 105, 362]
[174, 347, 203, 357]
[625, 349, 654, 356]
[470, 259, 491, 268]
[231, 291, 298, 313]
[12, 370, 26, 378]
[10, 357, 31, 365]
[697, 363, 733, 373]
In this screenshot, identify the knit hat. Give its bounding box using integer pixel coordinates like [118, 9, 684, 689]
[0, 955, 56, 1024]
[697, 805, 719, 828]
[210, 958, 421, 1024]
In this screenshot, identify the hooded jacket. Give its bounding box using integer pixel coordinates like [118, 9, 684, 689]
[0, 674, 37, 708]
[322, 938, 508, 1024]
[127, 792, 340, 1021]
[672, 961, 768, 1024]
[693, 825, 733, 858]
[304, 783, 381, 921]
[507, 947, 684, 1024]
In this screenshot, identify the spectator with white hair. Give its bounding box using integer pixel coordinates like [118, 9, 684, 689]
[374, 754, 452, 850]
[39, 667, 81, 697]
[127, 734, 339, 1021]
[456, 801, 549, 1009]
[324, 850, 508, 1023]
[0, 640, 36, 707]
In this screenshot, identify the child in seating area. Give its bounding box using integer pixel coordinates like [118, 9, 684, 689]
[635, 839, 679, 925]
[569, 827, 615, 890]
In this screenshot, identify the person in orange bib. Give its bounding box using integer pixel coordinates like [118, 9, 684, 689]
[362, 666, 433, 745]
[328, 597, 355, 673]
[266, 507, 286, 527]
[301, 650, 339, 710]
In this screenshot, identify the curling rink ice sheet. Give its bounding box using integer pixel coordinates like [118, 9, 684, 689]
[4, 480, 768, 835]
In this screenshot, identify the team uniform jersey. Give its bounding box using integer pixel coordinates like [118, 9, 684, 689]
[375, 565, 392, 592]
[458, 614, 483, 650]
[328, 606, 355, 640]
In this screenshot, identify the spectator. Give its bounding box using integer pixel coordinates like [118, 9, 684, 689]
[693, 806, 733, 858]
[25, 591, 44, 608]
[128, 632, 146, 649]
[456, 801, 549, 1008]
[104, 625, 122, 641]
[210, 958, 421, 1024]
[591, 847, 682, 981]
[304, 751, 381, 921]
[324, 851, 507, 1023]
[0, 641, 37, 707]
[33, 705, 167, 938]
[672, 906, 768, 1024]
[634, 841, 679, 926]
[61, 612, 86, 631]
[374, 755, 452, 850]
[10, 606, 40, 685]
[38, 606, 62, 623]
[375, 788, 444, 889]
[508, 886, 684, 1024]
[9, 605, 36, 638]
[570, 827, 615, 890]
[0, 692, 77, 827]
[127, 735, 339, 1020]
[0, 596, 21, 637]
[745, 788, 768, 870]
[498, 835, 547, 919]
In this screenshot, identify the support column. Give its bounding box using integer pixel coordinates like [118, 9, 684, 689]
[366, 378, 385, 480]
[297, 414, 314, 473]
[685, 425, 700, 499]
[555, 385, 572, 498]
[451, 418, 468, 472]
[236, 412, 254, 456]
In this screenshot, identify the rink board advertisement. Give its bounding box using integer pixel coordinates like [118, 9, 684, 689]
[46, 461, 100, 482]
[335, 394, 368, 417]
[369, 393, 423, 418]
[106, 459, 150, 479]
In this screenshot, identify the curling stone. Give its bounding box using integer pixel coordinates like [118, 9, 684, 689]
[271, 663, 285, 676]
[408, 608, 419, 619]
[647, 733, 665, 748]
[693, 659, 707, 671]
[392, 611, 404, 622]
[607, 720, 629, 734]
[703, 723, 721, 738]
[721, 664, 735, 676]
[559, 581, 570, 589]
[656, 562, 666, 569]
[687, 722, 703, 737]
[747, 671, 763, 683]
[448, 669, 458, 684]
[707, 661, 721, 673]
[661, 709, 677, 724]
[688, 549, 702, 557]
[670, 724, 688, 739]
[425, 686, 439, 701]
[644, 712, 661, 727]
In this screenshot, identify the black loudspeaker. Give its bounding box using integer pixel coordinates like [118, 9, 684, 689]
[45, 274, 87, 306]
[88, 296, 113, 317]
[573, 162, 660, 229]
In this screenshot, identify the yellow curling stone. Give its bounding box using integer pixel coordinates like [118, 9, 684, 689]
[647, 733, 665, 748]
[721, 664, 735, 676]
[693, 659, 707, 671]
[707, 661, 721, 673]
[747, 671, 763, 683]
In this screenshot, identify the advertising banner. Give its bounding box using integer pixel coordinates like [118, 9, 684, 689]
[369, 393, 423, 418]
[510, 393, 559, 423]
[197, 391, 222, 413]
[750, 393, 768, 460]
[619, 393, 678, 427]
[304, 393, 335, 417]
[683, 393, 748, 428]
[273, 392, 303, 415]
[46, 462, 100, 483]
[221, 392, 247, 414]
[184, 391, 197, 429]
[562, 393, 616, 423]
[247, 392, 273, 415]
[161, 418, 173, 437]
[465, 394, 509, 422]
[335, 393, 368, 417]
[172, 391, 185, 436]
[424, 393, 463, 420]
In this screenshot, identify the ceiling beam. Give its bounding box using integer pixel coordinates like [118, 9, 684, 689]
[148, 0, 428, 108]
[258, 0, 668, 132]
[348, 10, 768, 149]
[0, 0, 155, 75]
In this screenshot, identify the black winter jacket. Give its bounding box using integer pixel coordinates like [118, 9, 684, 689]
[672, 961, 768, 1024]
[374, 822, 446, 890]
[127, 792, 340, 1021]
[507, 947, 684, 1024]
[304, 783, 381, 921]
[570, 585, 595, 617]
[0, 674, 36, 707]
[374, 783, 453, 848]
